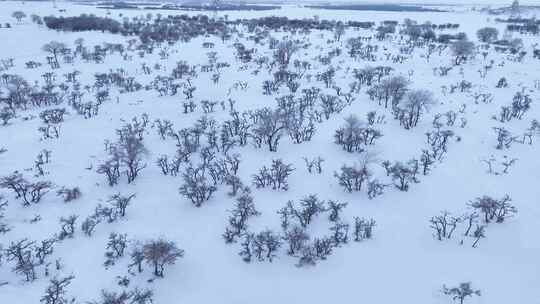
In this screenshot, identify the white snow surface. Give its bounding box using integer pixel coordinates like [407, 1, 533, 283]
[0, 1, 539, 304]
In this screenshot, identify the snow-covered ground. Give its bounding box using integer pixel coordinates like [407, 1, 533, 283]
[0, 1, 539, 304]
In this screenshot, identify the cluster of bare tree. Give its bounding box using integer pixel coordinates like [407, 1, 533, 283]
[495, 91, 532, 122]
[81, 193, 135, 237]
[223, 188, 260, 243]
[3, 237, 57, 281]
[430, 195, 517, 247]
[98, 117, 148, 186]
[252, 159, 294, 191]
[2, 8, 537, 302]
[88, 287, 154, 304]
[0, 172, 53, 206]
[221, 192, 376, 266]
[334, 115, 382, 153]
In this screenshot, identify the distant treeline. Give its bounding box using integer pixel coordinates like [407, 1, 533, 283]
[93, 2, 281, 11]
[149, 4, 281, 11]
[43, 14, 122, 33]
[495, 17, 540, 35]
[97, 4, 139, 10]
[43, 12, 400, 47]
[240, 16, 374, 31]
[506, 23, 539, 34]
[495, 17, 540, 24]
[43, 14, 376, 41]
[97, 1, 155, 5]
[305, 4, 446, 13]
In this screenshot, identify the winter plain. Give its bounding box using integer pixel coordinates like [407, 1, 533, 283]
[0, 1, 539, 304]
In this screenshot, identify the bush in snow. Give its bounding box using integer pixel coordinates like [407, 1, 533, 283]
[56, 187, 82, 203]
[329, 221, 349, 246]
[283, 225, 310, 256]
[382, 160, 419, 191]
[107, 193, 136, 217]
[334, 163, 372, 193]
[57, 215, 77, 240]
[104, 232, 128, 268]
[179, 164, 217, 207]
[239, 230, 282, 263]
[252, 159, 294, 191]
[303, 156, 324, 174]
[442, 282, 481, 304]
[250, 107, 287, 152]
[0, 107, 15, 125]
[353, 217, 376, 241]
[334, 115, 382, 153]
[429, 211, 462, 241]
[468, 194, 517, 224]
[492, 127, 516, 150]
[278, 195, 325, 229]
[91, 288, 153, 304]
[223, 189, 260, 243]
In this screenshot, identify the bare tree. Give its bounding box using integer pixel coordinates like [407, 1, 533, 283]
[104, 233, 127, 268]
[0, 173, 53, 206]
[5, 238, 38, 281]
[396, 90, 435, 129]
[334, 115, 382, 152]
[327, 200, 348, 222]
[97, 156, 121, 187]
[223, 189, 259, 243]
[58, 215, 77, 240]
[42, 41, 67, 68]
[11, 11, 26, 22]
[0, 107, 15, 125]
[274, 40, 298, 66]
[143, 239, 184, 277]
[93, 288, 153, 304]
[283, 225, 309, 256]
[468, 195, 516, 223]
[128, 242, 145, 274]
[429, 211, 461, 240]
[471, 225, 486, 248]
[179, 165, 217, 207]
[450, 40, 475, 65]
[335, 164, 371, 193]
[107, 193, 135, 217]
[353, 217, 376, 241]
[367, 75, 408, 109]
[278, 195, 325, 229]
[56, 187, 81, 203]
[252, 159, 294, 191]
[116, 127, 148, 184]
[329, 221, 349, 246]
[40, 275, 75, 304]
[251, 107, 286, 152]
[477, 27, 499, 43]
[251, 229, 282, 262]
